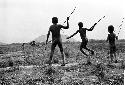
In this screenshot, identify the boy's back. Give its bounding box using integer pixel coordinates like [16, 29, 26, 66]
[107, 33, 116, 46]
[50, 24, 62, 40]
[46, 17, 69, 66]
[107, 25, 118, 63]
[78, 28, 87, 39]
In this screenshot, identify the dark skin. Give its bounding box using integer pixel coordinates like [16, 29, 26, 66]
[46, 17, 69, 66]
[46, 20, 69, 43]
[106, 32, 118, 63]
[22, 43, 25, 50]
[67, 23, 97, 56]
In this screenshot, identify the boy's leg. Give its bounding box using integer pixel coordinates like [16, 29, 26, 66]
[83, 46, 92, 65]
[113, 46, 117, 63]
[114, 52, 117, 63]
[58, 41, 66, 66]
[80, 42, 88, 56]
[81, 41, 92, 64]
[83, 40, 94, 55]
[84, 46, 94, 55]
[49, 42, 56, 65]
[110, 53, 113, 63]
[109, 47, 114, 63]
[80, 47, 88, 56]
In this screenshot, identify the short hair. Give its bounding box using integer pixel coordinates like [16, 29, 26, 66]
[78, 22, 83, 27]
[52, 17, 58, 23]
[30, 41, 36, 46]
[108, 25, 114, 33]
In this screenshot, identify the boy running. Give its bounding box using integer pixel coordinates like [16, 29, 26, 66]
[67, 22, 97, 64]
[106, 25, 118, 63]
[46, 17, 69, 66]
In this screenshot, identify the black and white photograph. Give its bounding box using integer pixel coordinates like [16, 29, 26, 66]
[0, 0, 125, 85]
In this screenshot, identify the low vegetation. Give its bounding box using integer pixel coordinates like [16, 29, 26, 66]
[0, 40, 124, 85]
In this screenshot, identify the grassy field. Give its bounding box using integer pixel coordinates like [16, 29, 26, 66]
[0, 40, 124, 85]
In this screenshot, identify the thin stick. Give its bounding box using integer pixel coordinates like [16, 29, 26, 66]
[63, 6, 76, 24]
[97, 16, 105, 24]
[118, 18, 125, 36]
[61, 6, 77, 33]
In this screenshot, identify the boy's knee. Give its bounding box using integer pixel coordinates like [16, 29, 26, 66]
[80, 47, 82, 51]
[82, 46, 86, 49]
[50, 50, 54, 54]
[60, 48, 63, 53]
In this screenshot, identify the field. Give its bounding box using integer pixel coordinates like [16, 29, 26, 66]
[0, 40, 125, 85]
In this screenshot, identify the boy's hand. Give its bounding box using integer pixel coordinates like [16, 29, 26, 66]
[66, 37, 70, 39]
[67, 17, 69, 20]
[116, 36, 118, 40]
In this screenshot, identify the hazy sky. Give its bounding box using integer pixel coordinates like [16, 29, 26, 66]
[0, 0, 125, 43]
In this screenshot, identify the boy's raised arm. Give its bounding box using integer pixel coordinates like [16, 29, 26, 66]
[87, 23, 97, 31]
[62, 17, 69, 29]
[67, 30, 79, 39]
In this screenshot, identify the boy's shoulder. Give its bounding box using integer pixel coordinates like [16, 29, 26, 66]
[50, 24, 57, 28]
[112, 33, 116, 36]
[79, 28, 86, 31]
[57, 24, 63, 27]
[50, 24, 62, 27]
[108, 33, 116, 35]
[108, 33, 116, 39]
[49, 24, 63, 30]
[50, 24, 53, 27]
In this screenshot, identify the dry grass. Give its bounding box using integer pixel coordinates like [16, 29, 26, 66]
[0, 40, 124, 85]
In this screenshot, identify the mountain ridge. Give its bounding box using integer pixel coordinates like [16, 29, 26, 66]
[34, 34, 77, 43]
[0, 42, 7, 45]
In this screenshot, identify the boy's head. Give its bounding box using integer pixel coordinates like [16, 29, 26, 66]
[52, 17, 58, 24]
[32, 41, 35, 43]
[78, 22, 83, 28]
[108, 25, 114, 33]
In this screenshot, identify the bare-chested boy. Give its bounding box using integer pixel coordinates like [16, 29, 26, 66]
[106, 25, 118, 63]
[67, 22, 97, 64]
[46, 17, 69, 66]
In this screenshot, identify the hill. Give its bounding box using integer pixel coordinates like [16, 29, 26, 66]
[34, 34, 77, 43]
[0, 42, 6, 45]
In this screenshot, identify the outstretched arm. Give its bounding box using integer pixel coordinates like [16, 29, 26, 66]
[86, 23, 97, 31]
[67, 30, 79, 39]
[62, 17, 69, 29]
[46, 29, 51, 44]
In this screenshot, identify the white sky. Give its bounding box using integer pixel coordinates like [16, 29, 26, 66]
[0, 0, 125, 43]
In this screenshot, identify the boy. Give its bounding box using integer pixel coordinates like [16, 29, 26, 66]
[30, 41, 36, 47]
[22, 43, 25, 50]
[67, 22, 97, 64]
[106, 25, 118, 63]
[46, 17, 69, 66]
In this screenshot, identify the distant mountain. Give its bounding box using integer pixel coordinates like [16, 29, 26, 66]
[34, 34, 77, 43]
[0, 42, 6, 45]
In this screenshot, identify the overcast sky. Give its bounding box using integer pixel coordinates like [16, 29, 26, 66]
[0, 0, 125, 43]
